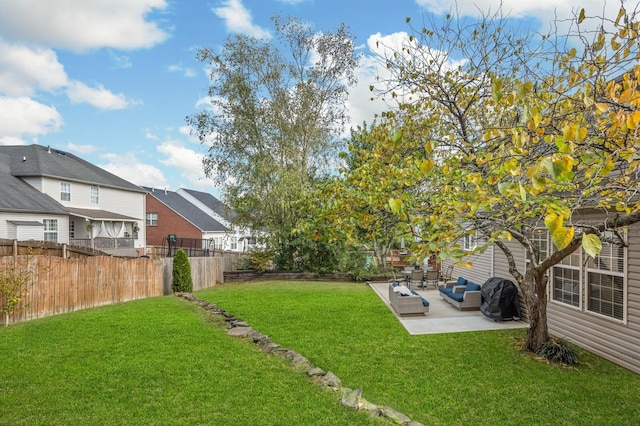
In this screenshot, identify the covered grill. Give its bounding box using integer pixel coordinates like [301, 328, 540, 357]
[480, 277, 522, 321]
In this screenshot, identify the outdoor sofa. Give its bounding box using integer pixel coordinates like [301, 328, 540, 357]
[388, 282, 429, 315]
[438, 277, 482, 310]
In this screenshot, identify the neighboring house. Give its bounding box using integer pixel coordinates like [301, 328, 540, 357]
[143, 187, 227, 253]
[144, 187, 255, 253]
[442, 218, 640, 374]
[0, 144, 146, 256]
[176, 188, 256, 252]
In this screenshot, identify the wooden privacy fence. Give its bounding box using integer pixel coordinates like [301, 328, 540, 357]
[0, 255, 225, 325]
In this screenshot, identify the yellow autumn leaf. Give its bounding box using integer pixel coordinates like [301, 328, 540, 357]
[582, 233, 602, 258]
[551, 226, 575, 250]
[544, 211, 562, 232]
[420, 159, 434, 174]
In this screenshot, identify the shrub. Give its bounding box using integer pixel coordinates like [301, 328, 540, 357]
[0, 256, 35, 326]
[536, 338, 580, 365]
[172, 249, 193, 293]
[239, 249, 274, 273]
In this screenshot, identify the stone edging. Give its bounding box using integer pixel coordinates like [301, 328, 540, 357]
[175, 292, 424, 426]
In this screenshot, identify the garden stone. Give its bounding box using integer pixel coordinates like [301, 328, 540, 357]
[341, 388, 362, 409]
[320, 371, 341, 388]
[307, 367, 325, 377]
[380, 406, 411, 425]
[227, 326, 252, 337]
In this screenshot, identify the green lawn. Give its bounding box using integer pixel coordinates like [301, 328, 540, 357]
[2, 280, 639, 425]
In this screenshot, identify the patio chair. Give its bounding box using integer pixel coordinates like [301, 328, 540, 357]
[410, 270, 424, 289]
[424, 269, 440, 289]
[439, 264, 454, 285]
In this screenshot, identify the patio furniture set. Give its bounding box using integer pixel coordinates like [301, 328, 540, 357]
[389, 267, 483, 316]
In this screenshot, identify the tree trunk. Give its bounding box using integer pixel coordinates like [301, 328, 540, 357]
[522, 269, 549, 352]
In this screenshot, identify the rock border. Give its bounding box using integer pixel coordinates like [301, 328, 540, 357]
[175, 292, 423, 426]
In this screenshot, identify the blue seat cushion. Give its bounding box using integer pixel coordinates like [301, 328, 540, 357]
[456, 277, 468, 287]
[466, 282, 481, 291]
[392, 281, 400, 287]
[409, 290, 429, 307]
[448, 292, 465, 302]
[439, 287, 454, 296]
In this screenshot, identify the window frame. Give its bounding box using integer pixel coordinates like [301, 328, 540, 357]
[585, 233, 626, 321]
[90, 186, 99, 205]
[43, 219, 58, 242]
[550, 231, 627, 323]
[463, 232, 476, 251]
[60, 182, 71, 202]
[146, 212, 158, 226]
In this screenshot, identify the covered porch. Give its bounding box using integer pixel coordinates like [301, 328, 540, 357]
[67, 207, 141, 257]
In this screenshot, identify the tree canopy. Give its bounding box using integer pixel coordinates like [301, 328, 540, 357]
[338, 3, 640, 352]
[188, 16, 358, 269]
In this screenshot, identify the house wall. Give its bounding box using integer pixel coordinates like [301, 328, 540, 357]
[145, 194, 201, 246]
[38, 177, 145, 248]
[444, 219, 640, 374]
[547, 221, 640, 374]
[441, 239, 495, 285]
[0, 212, 69, 243]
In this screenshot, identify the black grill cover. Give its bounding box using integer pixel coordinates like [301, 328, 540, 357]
[480, 277, 521, 321]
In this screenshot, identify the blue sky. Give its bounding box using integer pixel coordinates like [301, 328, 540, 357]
[0, 0, 623, 196]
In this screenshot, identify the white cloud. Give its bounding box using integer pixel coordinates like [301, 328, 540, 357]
[66, 81, 136, 110]
[0, 136, 28, 145]
[213, 0, 271, 38]
[99, 152, 168, 188]
[0, 96, 63, 138]
[168, 64, 197, 78]
[156, 139, 221, 189]
[277, 0, 308, 4]
[0, 41, 67, 97]
[0, 0, 170, 52]
[66, 142, 100, 154]
[414, 0, 622, 33]
[144, 130, 159, 140]
[158, 140, 204, 170]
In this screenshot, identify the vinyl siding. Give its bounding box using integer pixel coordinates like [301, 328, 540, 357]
[0, 213, 69, 243]
[548, 221, 640, 374]
[442, 239, 495, 285]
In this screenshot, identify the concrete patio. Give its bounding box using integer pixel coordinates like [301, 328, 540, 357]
[369, 282, 528, 335]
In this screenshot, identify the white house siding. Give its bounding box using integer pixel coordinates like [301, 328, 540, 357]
[441, 242, 495, 285]
[492, 242, 526, 281]
[40, 177, 145, 249]
[547, 221, 640, 374]
[0, 212, 68, 243]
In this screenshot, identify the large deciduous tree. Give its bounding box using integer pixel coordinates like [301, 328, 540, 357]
[188, 16, 358, 269]
[359, 4, 640, 352]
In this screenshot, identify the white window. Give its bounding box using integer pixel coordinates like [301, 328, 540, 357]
[463, 232, 476, 251]
[69, 221, 75, 239]
[551, 231, 626, 322]
[90, 186, 99, 204]
[586, 234, 625, 320]
[60, 182, 71, 201]
[43, 219, 58, 242]
[146, 212, 158, 226]
[230, 237, 237, 250]
[552, 248, 581, 308]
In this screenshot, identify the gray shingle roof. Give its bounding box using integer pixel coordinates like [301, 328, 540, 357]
[0, 153, 67, 214]
[143, 187, 228, 232]
[180, 188, 236, 222]
[0, 144, 144, 192]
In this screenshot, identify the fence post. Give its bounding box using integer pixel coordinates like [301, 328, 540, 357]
[13, 239, 17, 259]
